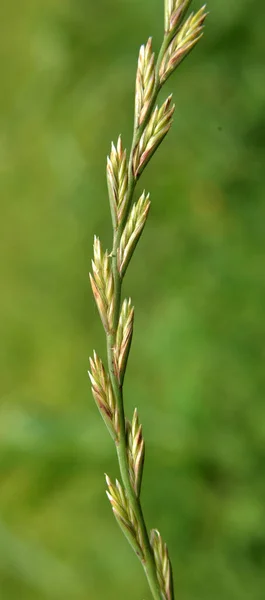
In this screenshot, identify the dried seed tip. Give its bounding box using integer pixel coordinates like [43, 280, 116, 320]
[105, 475, 144, 560]
[133, 98, 175, 178]
[135, 37, 155, 127]
[126, 408, 145, 497]
[90, 237, 114, 333]
[165, 0, 193, 33]
[150, 529, 174, 600]
[160, 4, 208, 83]
[114, 299, 134, 383]
[89, 352, 119, 440]
[105, 473, 112, 487]
[117, 134, 123, 156]
[117, 190, 151, 278]
[106, 136, 128, 225]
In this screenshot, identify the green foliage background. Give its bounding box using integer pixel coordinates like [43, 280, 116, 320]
[1, 0, 264, 598]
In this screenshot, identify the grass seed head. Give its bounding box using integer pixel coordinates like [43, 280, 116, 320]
[135, 37, 156, 127]
[105, 475, 144, 559]
[160, 4, 207, 83]
[133, 97, 175, 178]
[88, 353, 118, 440]
[126, 408, 145, 497]
[150, 529, 174, 600]
[165, 0, 193, 33]
[89, 237, 114, 333]
[118, 191, 151, 277]
[90, 0, 207, 593]
[115, 299, 134, 383]
[107, 136, 128, 225]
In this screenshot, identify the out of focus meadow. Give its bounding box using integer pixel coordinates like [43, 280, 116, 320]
[1, 0, 265, 599]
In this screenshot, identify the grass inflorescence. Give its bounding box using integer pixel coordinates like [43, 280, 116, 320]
[89, 1, 207, 598]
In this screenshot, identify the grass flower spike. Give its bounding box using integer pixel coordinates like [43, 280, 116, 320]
[160, 5, 207, 83]
[164, 0, 192, 34]
[114, 298, 134, 384]
[150, 529, 174, 600]
[118, 191, 151, 277]
[88, 352, 119, 441]
[89, 236, 114, 333]
[89, 2, 207, 598]
[135, 38, 156, 127]
[126, 409, 145, 497]
[105, 474, 144, 561]
[133, 96, 175, 178]
[107, 136, 128, 226]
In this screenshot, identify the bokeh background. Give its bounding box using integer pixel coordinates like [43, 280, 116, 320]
[1, 0, 265, 598]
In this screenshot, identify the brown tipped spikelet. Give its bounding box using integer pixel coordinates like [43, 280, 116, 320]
[135, 38, 156, 127]
[107, 136, 128, 226]
[133, 96, 175, 178]
[118, 191, 151, 278]
[150, 529, 174, 600]
[105, 475, 144, 560]
[165, 0, 192, 34]
[89, 236, 114, 333]
[88, 352, 119, 440]
[160, 5, 207, 83]
[126, 409, 145, 497]
[114, 298, 134, 383]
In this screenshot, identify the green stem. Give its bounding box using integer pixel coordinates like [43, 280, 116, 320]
[106, 253, 163, 600]
[106, 378, 163, 600]
[106, 32, 173, 600]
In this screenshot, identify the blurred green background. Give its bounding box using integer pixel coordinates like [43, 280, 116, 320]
[1, 0, 265, 598]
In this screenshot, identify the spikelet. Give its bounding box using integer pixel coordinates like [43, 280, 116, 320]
[164, 0, 192, 34]
[133, 96, 175, 178]
[89, 236, 114, 333]
[135, 38, 155, 127]
[117, 191, 151, 278]
[105, 475, 144, 560]
[150, 529, 174, 600]
[114, 299, 134, 384]
[165, 0, 175, 31]
[160, 5, 207, 83]
[107, 136, 128, 226]
[88, 352, 119, 440]
[126, 409, 145, 497]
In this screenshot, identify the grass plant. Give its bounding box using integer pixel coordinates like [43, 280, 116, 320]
[89, 2, 207, 598]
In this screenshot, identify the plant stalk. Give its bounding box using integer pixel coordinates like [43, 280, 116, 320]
[106, 253, 163, 600]
[104, 39, 177, 597]
[92, 5, 207, 596]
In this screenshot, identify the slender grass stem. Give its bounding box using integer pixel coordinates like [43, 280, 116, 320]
[106, 83, 166, 594]
[89, 3, 207, 598]
[107, 228, 164, 599]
